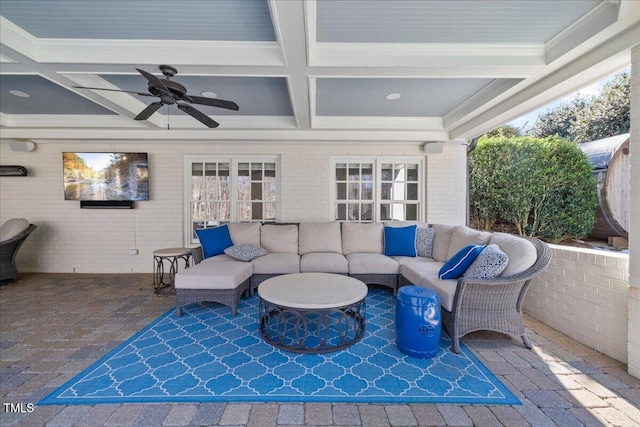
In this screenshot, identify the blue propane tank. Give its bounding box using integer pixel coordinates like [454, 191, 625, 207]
[395, 285, 442, 358]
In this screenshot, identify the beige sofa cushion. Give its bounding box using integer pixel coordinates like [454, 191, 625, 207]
[431, 224, 455, 262]
[300, 253, 349, 273]
[346, 253, 398, 275]
[341, 222, 384, 255]
[260, 224, 298, 254]
[447, 225, 492, 259]
[298, 222, 343, 255]
[0, 218, 30, 242]
[228, 222, 261, 245]
[489, 232, 537, 277]
[175, 260, 252, 290]
[251, 253, 300, 274]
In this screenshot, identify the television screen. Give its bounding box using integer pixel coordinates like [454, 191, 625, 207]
[63, 152, 149, 201]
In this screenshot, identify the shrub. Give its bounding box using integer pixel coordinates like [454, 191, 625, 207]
[469, 136, 597, 241]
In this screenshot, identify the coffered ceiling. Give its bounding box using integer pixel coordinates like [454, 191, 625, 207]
[1, 0, 638, 143]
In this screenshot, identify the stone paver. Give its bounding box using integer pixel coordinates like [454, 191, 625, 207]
[1, 273, 639, 427]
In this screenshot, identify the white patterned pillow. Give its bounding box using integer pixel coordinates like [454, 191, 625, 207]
[415, 227, 435, 258]
[224, 244, 268, 262]
[463, 244, 509, 279]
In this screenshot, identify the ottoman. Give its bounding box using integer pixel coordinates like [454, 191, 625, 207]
[395, 285, 442, 358]
[175, 260, 252, 316]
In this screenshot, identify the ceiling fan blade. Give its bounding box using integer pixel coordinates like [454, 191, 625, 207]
[188, 95, 239, 111]
[73, 86, 154, 97]
[177, 103, 219, 128]
[136, 68, 171, 95]
[134, 102, 164, 120]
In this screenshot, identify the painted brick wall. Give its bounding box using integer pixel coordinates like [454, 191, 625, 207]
[628, 45, 640, 377]
[524, 245, 630, 363]
[0, 141, 466, 274]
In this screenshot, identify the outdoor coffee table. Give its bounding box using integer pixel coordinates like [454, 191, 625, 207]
[258, 273, 368, 354]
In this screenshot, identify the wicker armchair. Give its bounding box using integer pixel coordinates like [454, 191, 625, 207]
[0, 223, 37, 281]
[442, 237, 551, 353]
[399, 236, 551, 353]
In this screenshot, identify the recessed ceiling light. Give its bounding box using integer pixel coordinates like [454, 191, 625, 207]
[201, 91, 218, 98]
[386, 93, 401, 100]
[9, 90, 30, 98]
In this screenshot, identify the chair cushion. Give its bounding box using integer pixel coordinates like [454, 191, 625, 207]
[298, 222, 343, 255]
[195, 225, 233, 259]
[431, 224, 455, 262]
[346, 253, 399, 275]
[489, 232, 537, 276]
[416, 227, 435, 258]
[341, 222, 383, 255]
[384, 225, 417, 257]
[251, 253, 300, 274]
[464, 244, 509, 279]
[401, 262, 457, 312]
[175, 260, 252, 290]
[439, 244, 485, 280]
[0, 218, 30, 242]
[228, 222, 261, 245]
[224, 244, 268, 262]
[447, 225, 493, 260]
[300, 253, 349, 273]
[260, 224, 299, 254]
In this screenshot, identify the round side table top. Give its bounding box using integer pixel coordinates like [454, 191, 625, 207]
[153, 247, 191, 257]
[258, 272, 367, 309]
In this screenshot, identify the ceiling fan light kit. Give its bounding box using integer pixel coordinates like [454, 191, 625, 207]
[73, 65, 239, 128]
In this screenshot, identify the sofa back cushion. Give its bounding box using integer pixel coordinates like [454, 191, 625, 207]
[447, 225, 492, 260]
[431, 224, 455, 262]
[228, 222, 261, 245]
[298, 222, 343, 255]
[260, 224, 299, 254]
[341, 222, 383, 255]
[489, 232, 537, 276]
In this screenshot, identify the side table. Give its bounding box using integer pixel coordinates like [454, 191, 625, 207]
[153, 247, 192, 296]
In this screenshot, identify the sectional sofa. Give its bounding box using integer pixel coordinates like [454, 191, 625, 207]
[175, 221, 551, 353]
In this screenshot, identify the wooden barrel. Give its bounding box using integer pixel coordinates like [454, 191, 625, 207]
[579, 134, 630, 240]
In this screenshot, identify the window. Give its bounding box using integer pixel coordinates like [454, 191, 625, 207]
[332, 157, 423, 222]
[185, 156, 279, 244]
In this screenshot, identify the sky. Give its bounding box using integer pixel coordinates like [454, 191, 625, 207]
[507, 67, 629, 132]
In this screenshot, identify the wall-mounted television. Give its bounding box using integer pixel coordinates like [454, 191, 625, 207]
[63, 152, 149, 201]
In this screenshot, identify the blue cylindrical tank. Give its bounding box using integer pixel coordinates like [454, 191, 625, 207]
[395, 285, 442, 358]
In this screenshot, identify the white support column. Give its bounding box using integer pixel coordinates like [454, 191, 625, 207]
[628, 45, 640, 378]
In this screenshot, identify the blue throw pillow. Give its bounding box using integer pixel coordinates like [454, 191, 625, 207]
[384, 225, 417, 257]
[438, 244, 485, 280]
[195, 225, 233, 259]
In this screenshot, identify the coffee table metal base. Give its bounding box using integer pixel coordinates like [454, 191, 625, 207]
[259, 297, 366, 354]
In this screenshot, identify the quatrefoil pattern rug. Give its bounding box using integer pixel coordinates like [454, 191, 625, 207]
[40, 289, 519, 405]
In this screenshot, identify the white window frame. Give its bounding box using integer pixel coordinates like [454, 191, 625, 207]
[330, 156, 425, 222]
[184, 155, 280, 246]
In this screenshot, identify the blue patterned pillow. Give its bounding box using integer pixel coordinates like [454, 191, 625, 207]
[195, 225, 233, 259]
[224, 244, 268, 262]
[464, 244, 509, 279]
[415, 227, 435, 258]
[438, 244, 485, 280]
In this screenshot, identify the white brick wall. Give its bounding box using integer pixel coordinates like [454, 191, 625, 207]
[0, 140, 467, 274]
[524, 245, 630, 363]
[628, 45, 640, 378]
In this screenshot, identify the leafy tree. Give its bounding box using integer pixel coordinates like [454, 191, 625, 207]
[469, 136, 597, 241]
[526, 71, 629, 143]
[482, 124, 523, 139]
[571, 72, 630, 143]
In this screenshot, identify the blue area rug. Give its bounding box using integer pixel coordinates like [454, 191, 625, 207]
[40, 289, 520, 405]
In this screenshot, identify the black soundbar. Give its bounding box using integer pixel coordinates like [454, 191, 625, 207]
[80, 201, 134, 209]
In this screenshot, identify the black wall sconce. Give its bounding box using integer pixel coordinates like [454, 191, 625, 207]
[0, 166, 29, 176]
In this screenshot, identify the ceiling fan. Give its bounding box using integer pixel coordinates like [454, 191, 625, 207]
[73, 65, 239, 128]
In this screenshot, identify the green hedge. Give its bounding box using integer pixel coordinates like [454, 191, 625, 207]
[469, 136, 597, 242]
